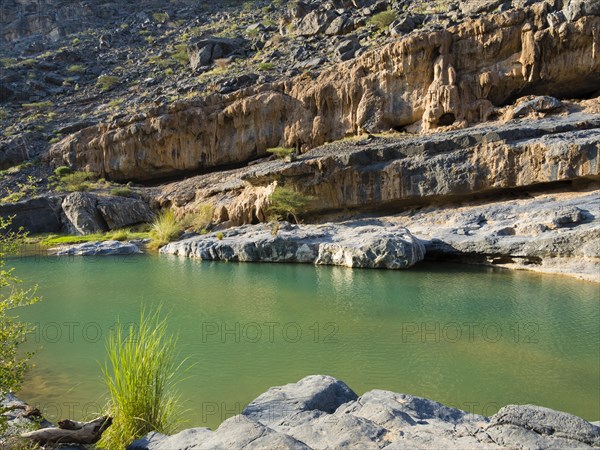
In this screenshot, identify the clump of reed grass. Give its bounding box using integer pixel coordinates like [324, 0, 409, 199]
[99, 308, 183, 449]
[149, 210, 181, 248]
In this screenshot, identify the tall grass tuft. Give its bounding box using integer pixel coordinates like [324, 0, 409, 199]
[99, 309, 183, 449]
[149, 210, 181, 248]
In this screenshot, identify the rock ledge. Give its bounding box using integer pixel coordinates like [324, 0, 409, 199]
[160, 221, 426, 269]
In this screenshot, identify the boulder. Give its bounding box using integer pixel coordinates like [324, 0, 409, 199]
[242, 375, 358, 426]
[294, 10, 337, 36]
[564, 0, 600, 22]
[325, 14, 354, 35]
[127, 416, 310, 449]
[50, 240, 142, 256]
[389, 16, 416, 36]
[187, 37, 247, 70]
[0, 196, 63, 233]
[61, 192, 107, 235]
[512, 96, 563, 118]
[96, 195, 155, 229]
[334, 37, 361, 61]
[486, 404, 600, 448]
[61, 193, 154, 235]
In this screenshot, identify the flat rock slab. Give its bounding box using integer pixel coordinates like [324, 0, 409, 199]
[160, 220, 425, 269]
[50, 240, 141, 256]
[128, 375, 600, 450]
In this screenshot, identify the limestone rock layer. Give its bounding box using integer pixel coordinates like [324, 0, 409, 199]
[49, 1, 600, 181]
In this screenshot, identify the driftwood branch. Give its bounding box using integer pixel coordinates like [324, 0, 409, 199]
[21, 415, 112, 445]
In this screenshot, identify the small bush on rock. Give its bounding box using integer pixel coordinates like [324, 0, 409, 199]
[266, 186, 314, 223]
[150, 210, 182, 248]
[110, 187, 132, 197]
[266, 147, 294, 159]
[53, 166, 73, 177]
[369, 10, 398, 30]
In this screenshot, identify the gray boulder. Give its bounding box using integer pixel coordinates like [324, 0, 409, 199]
[564, 0, 600, 22]
[61, 193, 154, 235]
[50, 240, 141, 256]
[325, 14, 354, 35]
[389, 16, 417, 36]
[294, 10, 337, 36]
[334, 37, 361, 61]
[187, 37, 247, 70]
[486, 404, 600, 448]
[512, 96, 563, 118]
[97, 195, 155, 229]
[128, 428, 213, 450]
[0, 196, 63, 233]
[242, 374, 358, 426]
[127, 416, 310, 450]
[61, 192, 107, 234]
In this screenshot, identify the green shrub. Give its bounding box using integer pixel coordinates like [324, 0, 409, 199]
[110, 187, 132, 197]
[97, 75, 120, 92]
[216, 231, 224, 240]
[171, 44, 189, 66]
[257, 62, 275, 71]
[266, 186, 314, 223]
[1, 191, 25, 203]
[180, 204, 214, 232]
[108, 229, 129, 241]
[21, 101, 54, 109]
[369, 10, 398, 30]
[56, 171, 96, 192]
[266, 147, 294, 159]
[53, 166, 73, 177]
[150, 210, 182, 248]
[67, 64, 85, 74]
[99, 308, 183, 449]
[153, 12, 169, 23]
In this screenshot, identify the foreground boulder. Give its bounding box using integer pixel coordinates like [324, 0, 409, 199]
[160, 220, 426, 269]
[128, 375, 600, 449]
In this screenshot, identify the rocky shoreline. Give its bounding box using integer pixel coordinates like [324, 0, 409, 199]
[127, 375, 600, 449]
[158, 187, 599, 281]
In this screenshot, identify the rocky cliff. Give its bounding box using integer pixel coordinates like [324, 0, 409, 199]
[153, 109, 600, 227]
[48, 0, 600, 181]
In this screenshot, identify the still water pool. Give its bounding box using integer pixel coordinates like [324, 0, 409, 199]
[10, 254, 600, 429]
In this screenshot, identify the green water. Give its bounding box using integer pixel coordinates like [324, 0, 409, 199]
[9, 255, 600, 430]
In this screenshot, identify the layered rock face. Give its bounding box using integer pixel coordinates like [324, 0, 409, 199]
[48, 1, 600, 181]
[154, 112, 600, 227]
[160, 220, 426, 269]
[128, 375, 600, 449]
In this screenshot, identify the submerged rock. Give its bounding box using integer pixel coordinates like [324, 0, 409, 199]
[160, 220, 426, 269]
[128, 375, 600, 450]
[50, 240, 141, 256]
